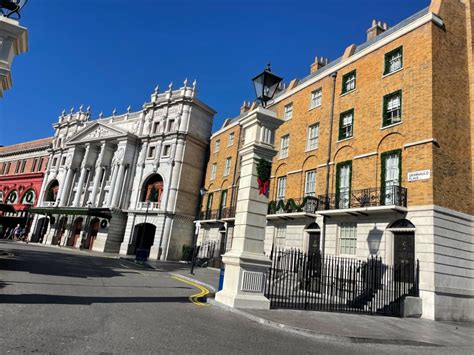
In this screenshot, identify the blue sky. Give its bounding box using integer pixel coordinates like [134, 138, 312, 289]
[0, 0, 429, 146]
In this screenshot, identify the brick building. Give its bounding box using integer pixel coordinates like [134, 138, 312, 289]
[0, 137, 51, 239]
[197, 0, 473, 321]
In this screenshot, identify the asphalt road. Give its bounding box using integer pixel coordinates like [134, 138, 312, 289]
[0, 241, 465, 354]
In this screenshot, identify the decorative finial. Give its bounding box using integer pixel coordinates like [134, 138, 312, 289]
[266, 62, 271, 71]
[154, 85, 159, 94]
[183, 78, 188, 87]
[127, 105, 131, 113]
[168, 82, 173, 91]
[192, 79, 197, 89]
[86, 105, 91, 113]
[112, 108, 117, 116]
[79, 104, 84, 112]
[99, 112, 103, 119]
[61, 109, 66, 116]
[70, 107, 74, 114]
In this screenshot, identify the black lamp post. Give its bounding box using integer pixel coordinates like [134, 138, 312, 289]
[0, 0, 27, 19]
[252, 64, 283, 107]
[190, 187, 208, 275]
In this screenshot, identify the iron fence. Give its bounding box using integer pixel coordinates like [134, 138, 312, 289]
[265, 248, 419, 317]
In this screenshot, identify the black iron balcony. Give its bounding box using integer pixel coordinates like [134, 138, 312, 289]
[220, 206, 236, 219]
[200, 209, 220, 220]
[320, 185, 407, 210]
[267, 186, 407, 215]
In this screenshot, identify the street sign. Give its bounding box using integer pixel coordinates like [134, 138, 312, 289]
[407, 170, 430, 182]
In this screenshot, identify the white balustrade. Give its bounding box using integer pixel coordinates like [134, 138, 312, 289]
[137, 201, 161, 210]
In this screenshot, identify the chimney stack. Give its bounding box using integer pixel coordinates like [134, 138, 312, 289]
[367, 19, 388, 41]
[240, 101, 251, 114]
[310, 56, 329, 74]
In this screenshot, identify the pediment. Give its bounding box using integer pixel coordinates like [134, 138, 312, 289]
[67, 122, 129, 144]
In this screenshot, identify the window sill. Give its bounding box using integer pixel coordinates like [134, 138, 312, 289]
[381, 121, 403, 130]
[161, 155, 170, 159]
[308, 104, 322, 112]
[305, 147, 318, 153]
[340, 89, 356, 97]
[382, 67, 403, 78]
[278, 156, 288, 160]
[337, 137, 353, 143]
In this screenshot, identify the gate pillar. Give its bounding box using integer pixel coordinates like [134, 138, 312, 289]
[215, 107, 282, 309]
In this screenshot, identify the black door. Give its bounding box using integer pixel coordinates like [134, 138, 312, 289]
[394, 232, 415, 282]
[308, 232, 320, 255]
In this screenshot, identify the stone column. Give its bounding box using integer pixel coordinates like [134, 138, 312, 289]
[111, 163, 126, 207]
[215, 107, 282, 309]
[73, 146, 91, 207]
[91, 145, 106, 206]
[106, 164, 119, 207]
[59, 168, 74, 207]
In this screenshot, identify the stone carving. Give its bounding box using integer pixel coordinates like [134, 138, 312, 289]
[113, 147, 125, 165]
[85, 126, 114, 140]
[65, 154, 73, 168]
[132, 120, 140, 134]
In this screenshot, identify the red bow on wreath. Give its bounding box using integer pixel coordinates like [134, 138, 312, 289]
[257, 178, 270, 196]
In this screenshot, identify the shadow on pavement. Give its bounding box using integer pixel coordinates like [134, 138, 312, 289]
[0, 294, 191, 305]
[0, 247, 129, 279]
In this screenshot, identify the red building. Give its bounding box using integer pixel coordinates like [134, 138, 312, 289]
[0, 137, 52, 239]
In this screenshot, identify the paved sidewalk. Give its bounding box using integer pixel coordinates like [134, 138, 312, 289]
[176, 264, 474, 347]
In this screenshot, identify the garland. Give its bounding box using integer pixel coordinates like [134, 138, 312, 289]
[268, 196, 319, 214]
[256, 158, 272, 196]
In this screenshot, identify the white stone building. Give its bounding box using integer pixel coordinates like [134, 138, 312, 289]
[29, 81, 215, 260]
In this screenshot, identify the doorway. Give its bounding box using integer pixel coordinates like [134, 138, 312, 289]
[393, 232, 415, 282]
[52, 217, 67, 246]
[305, 222, 321, 255]
[85, 218, 100, 250]
[131, 223, 156, 256]
[31, 217, 49, 243]
[68, 217, 83, 247]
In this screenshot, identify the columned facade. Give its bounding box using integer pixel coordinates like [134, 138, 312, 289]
[29, 82, 215, 260]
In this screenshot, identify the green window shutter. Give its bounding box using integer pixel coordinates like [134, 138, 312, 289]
[382, 94, 389, 127]
[338, 112, 345, 140]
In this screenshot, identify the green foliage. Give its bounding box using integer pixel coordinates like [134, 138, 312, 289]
[256, 158, 272, 182]
[181, 245, 193, 261]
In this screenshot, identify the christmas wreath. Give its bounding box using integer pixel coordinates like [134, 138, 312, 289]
[256, 158, 272, 196]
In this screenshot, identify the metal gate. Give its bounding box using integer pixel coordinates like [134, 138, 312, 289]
[264, 248, 419, 316]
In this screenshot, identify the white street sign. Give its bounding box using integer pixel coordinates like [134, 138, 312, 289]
[408, 170, 431, 182]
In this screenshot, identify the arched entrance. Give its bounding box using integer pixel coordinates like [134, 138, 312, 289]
[131, 223, 156, 256]
[52, 216, 67, 246]
[84, 218, 100, 250]
[68, 217, 83, 247]
[140, 174, 164, 203]
[31, 217, 49, 243]
[387, 219, 415, 282]
[305, 222, 321, 255]
[45, 180, 59, 203]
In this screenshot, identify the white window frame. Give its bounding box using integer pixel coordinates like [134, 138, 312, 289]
[306, 123, 319, 151]
[224, 157, 231, 177]
[147, 146, 156, 159]
[340, 111, 353, 140]
[276, 176, 287, 200]
[385, 93, 402, 125]
[275, 225, 286, 248]
[210, 163, 217, 180]
[215, 140, 220, 153]
[304, 170, 316, 197]
[344, 73, 356, 92]
[228, 132, 235, 147]
[284, 103, 293, 120]
[339, 222, 357, 256]
[280, 135, 289, 159]
[310, 89, 322, 109]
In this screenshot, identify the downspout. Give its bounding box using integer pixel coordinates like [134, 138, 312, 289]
[322, 71, 338, 259]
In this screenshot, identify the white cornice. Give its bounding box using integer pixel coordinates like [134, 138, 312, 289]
[268, 12, 443, 106]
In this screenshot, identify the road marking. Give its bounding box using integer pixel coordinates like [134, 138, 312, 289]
[171, 275, 210, 307]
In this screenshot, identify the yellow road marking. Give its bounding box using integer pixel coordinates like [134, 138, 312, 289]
[171, 275, 210, 307]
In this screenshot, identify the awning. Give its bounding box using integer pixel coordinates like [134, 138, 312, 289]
[29, 207, 112, 219]
[0, 204, 16, 213]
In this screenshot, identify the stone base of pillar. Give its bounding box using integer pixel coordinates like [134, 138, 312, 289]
[215, 251, 271, 309]
[149, 245, 162, 260]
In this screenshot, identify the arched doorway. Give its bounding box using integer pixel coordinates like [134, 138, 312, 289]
[68, 217, 83, 247]
[387, 219, 415, 282]
[140, 174, 164, 204]
[45, 180, 59, 203]
[84, 218, 100, 250]
[131, 223, 156, 256]
[305, 222, 321, 255]
[31, 217, 49, 243]
[52, 216, 67, 246]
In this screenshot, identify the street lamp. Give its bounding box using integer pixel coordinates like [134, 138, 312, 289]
[190, 187, 208, 275]
[252, 64, 283, 107]
[0, 0, 28, 19]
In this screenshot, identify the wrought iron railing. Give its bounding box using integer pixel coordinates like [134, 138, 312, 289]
[268, 186, 407, 214]
[265, 248, 419, 317]
[220, 206, 236, 219]
[200, 209, 220, 220]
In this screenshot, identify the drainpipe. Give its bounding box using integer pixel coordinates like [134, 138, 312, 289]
[321, 71, 338, 259]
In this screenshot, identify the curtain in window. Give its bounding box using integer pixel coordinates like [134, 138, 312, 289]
[339, 165, 350, 208]
[384, 153, 400, 205]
